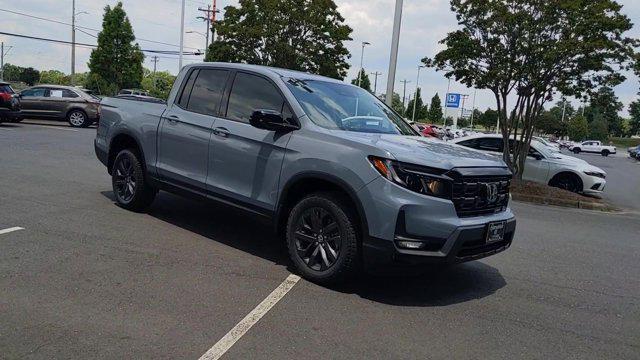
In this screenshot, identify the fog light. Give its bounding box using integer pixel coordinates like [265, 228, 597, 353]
[397, 240, 425, 249]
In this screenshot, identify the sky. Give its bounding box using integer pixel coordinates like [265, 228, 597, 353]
[1, 0, 639, 116]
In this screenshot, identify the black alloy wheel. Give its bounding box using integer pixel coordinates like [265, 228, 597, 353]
[114, 155, 136, 203]
[293, 207, 342, 271]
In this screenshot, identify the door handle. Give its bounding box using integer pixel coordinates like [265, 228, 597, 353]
[167, 115, 180, 124]
[213, 127, 230, 138]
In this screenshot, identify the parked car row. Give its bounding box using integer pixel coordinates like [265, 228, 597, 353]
[628, 145, 640, 160]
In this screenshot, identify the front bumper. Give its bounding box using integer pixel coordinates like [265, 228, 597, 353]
[0, 108, 22, 121]
[581, 175, 606, 195]
[357, 176, 516, 266]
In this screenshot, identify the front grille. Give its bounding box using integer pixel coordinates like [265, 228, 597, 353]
[447, 168, 512, 218]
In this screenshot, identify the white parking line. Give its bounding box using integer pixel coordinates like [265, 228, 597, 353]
[29, 125, 79, 132]
[198, 274, 301, 360]
[0, 227, 24, 235]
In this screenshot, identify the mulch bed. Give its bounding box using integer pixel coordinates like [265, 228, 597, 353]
[510, 180, 618, 212]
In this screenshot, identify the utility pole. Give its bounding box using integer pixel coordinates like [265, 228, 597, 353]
[370, 71, 382, 95]
[400, 79, 411, 110]
[443, 77, 451, 126]
[561, 98, 567, 123]
[0, 43, 3, 82]
[179, 0, 186, 71]
[151, 56, 159, 74]
[470, 88, 477, 129]
[385, 0, 403, 107]
[457, 94, 469, 129]
[71, 0, 76, 83]
[197, 4, 216, 59]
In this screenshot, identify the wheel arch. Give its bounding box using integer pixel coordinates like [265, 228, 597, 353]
[275, 172, 370, 244]
[548, 170, 584, 192]
[65, 107, 88, 119]
[107, 131, 147, 176]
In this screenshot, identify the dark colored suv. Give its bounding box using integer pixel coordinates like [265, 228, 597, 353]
[19, 85, 100, 127]
[0, 82, 21, 123]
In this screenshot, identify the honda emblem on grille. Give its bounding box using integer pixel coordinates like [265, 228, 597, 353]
[484, 183, 499, 203]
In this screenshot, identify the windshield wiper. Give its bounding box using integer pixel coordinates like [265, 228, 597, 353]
[287, 78, 314, 93]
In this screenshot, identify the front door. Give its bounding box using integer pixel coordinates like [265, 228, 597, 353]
[206, 71, 293, 211]
[156, 68, 230, 190]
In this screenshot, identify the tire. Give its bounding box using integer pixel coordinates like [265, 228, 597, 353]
[67, 109, 90, 128]
[549, 173, 583, 194]
[286, 192, 359, 284]
[111, 149, 156, 212]
[572, 148, 581, 154]
[601, 150, 610, 157]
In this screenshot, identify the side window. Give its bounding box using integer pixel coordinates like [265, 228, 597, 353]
[457, 138, 479, 149]
[226, 72, 285, 123]
[22, 88, 46, 97]
[477, 138, 503, 152]
[62, 89, 79, 98]
[185, 69, 229, 116]
[177, 70, 198, 108]
[48, 89, 64, 98]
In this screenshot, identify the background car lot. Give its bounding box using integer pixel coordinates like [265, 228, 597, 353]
[1, 120, 639, 359]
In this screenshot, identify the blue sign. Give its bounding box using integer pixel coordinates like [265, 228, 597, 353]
[446, 93, 461, 108]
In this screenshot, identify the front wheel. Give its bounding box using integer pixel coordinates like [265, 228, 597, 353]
[111, 149, 156, 212]
[601, 150, 610, 157]
[572, 148, 581, 154]
[286, 192, 359, 284]
[550, 173, 583, 194]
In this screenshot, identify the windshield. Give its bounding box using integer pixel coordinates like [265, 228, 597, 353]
[285, 78, 417, 136]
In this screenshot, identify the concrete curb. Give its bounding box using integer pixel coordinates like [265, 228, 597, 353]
[511, 193, 618, 212]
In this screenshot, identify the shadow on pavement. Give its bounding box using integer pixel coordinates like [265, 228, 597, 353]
[102, 191, 506, 306]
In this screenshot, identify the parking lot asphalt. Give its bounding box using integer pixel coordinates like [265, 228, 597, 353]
[1, 120, 639, 359]
[568, 150, 640, 211]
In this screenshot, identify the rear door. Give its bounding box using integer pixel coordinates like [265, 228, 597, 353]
[45, 88, 74, 118]
[157, 68, 230, 190]
[206, 71, 294, 211]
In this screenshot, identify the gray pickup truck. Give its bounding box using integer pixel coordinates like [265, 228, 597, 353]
[95, 63, 516, 283]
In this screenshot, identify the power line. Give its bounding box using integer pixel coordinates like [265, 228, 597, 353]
[0, 8, 199, 50]
[0, 31, 203, 55]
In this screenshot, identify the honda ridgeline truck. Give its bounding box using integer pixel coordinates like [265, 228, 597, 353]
[95, 63, 516, 283]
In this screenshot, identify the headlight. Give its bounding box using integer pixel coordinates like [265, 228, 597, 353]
[368, 156, 452, 199]
[584, 171, 606, 179]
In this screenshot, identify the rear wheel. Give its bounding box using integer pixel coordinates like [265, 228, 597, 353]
[601, 149, 610, 157]
[286, 192, 359, 284]
[67, 109, 90, 128]
[111, 149, 156, 212]
[550, 173, 583, 194]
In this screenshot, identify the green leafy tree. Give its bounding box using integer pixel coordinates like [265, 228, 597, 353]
[477, 108, 498, 131]
[39, 70, 70, 85]
[568, 115, 589, 141]
[536, 101, 573, 137]
[382, 92, 405, 115]
[427, 93, 443, 122]
[589, 116, 609, 141]
[629, 100, 640, 136]
[20, 67, 40, 86]
[584, 86, 624, 137]
[424, 0, 636, 178]
[351, 69, 371, 92]
[87, 2, 144, 95]
[207, 0, 352, 79]
[141, 69, 176, 100]
[405, 88, 428, 120]
[1, 63, 24, 81]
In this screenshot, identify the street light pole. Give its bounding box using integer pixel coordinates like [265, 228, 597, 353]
[470, 88, 477, 129]
[357, 41, 370, 88]
[400, 79, 411, 110]
[412, 65, 425, 122]
[443, 77, 451, 126]
[71, 0, 75, 82]
[179, 0, 186, 71]
[385, 0, 403, 107]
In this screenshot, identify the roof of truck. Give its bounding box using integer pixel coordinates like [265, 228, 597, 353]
[189, 62, 344, 84]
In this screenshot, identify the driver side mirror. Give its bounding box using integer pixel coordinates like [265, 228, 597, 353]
[249, 109, 299, 132]
[530, 153, 543, 160]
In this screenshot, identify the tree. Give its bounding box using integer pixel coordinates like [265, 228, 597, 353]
[629, 100, 640, 136]
[536, 101, 573, 137]
[87, 2, 144, 95]
[589, 117, 609, 141]
[424, 0, 637, 179]
[381, 92, 405, 115]
[351, 69, 371, 92]
[405, 88, 428, 121]
[40, 70, 70, 85]
[1, 64, 23, 81]
[427, 93, 443, 122]
[207, 0, 352, 79]
[141, 69, 176, 100]
[20, 67, 40, 86]
[477, 108, 498, 131]
[585, 86, 624, 137]
[568, 115, 589, 141]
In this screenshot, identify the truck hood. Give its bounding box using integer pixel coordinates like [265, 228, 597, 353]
[330, 131, 508, 170]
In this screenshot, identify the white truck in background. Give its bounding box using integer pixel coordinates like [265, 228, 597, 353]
[569, 140, 617, 157]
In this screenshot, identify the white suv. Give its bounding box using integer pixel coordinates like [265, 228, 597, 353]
[452, 134, 607, 195]
[569, 141, 617, 157]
